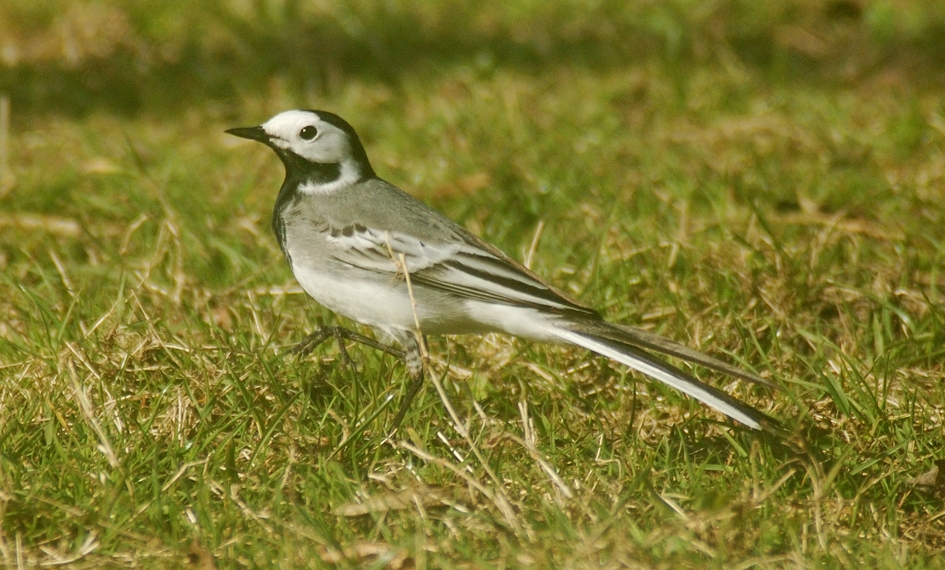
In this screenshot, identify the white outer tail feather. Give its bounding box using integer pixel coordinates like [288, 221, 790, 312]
[553, 328, 764, 430]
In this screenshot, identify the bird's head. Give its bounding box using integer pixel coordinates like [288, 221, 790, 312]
[227, 109, 375, 192]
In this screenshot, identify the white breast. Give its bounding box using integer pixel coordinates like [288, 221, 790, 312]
[290, 261, 553, 339]
[291, 263, 421, 332]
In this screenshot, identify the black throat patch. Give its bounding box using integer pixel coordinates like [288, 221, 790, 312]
[277, 149, 343, 189]
[269, 150, 344, 266]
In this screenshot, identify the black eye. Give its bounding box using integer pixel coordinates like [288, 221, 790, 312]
[299, 126, 318, 140]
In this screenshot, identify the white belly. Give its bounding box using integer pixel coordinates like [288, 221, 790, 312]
[292, 263, 420, 331]
[291, 261, 565, 343]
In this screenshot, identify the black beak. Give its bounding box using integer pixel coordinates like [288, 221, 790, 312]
[225, 125, 269, 142]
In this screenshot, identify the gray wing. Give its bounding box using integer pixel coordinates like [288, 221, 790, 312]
[322, 220, 600, 319]
[291, 177, 776, 393]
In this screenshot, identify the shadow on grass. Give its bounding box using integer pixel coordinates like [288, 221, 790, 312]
[3, 1, 945, 119]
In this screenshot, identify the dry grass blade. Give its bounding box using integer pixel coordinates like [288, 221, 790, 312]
[0, 214, 81, 237]
[512, 401, 573, 500]
[2, 1, 944, 566]
[66, 356, 120, 469]
[332, 485, 460, 517]
[398, 440, 523, 536]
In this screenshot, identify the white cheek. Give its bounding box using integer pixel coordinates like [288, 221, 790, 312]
[301, 133, 344, 162]
[270, 138, 292, 151]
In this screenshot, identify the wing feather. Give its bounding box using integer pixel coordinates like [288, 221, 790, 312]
[326, 224, 597, 318]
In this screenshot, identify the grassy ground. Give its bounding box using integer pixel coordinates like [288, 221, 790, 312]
[1, 1, 944, 567]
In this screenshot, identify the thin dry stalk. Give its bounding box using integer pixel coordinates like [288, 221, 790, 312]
[424, 370, 530, 538]
[67, 358, 120, 469]
[0, 95, 9, 195]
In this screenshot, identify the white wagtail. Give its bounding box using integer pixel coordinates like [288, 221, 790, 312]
[227, 110, 780, 432]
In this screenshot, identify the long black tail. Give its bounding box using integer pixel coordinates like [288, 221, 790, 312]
[553, 321, 781, 432]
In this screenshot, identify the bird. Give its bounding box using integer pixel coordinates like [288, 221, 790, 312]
[226, 109, 780, 433]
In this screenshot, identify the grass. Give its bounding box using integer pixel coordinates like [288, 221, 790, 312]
[1, 0, 944, 567]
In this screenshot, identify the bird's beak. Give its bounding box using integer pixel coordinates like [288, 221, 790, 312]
[225, 125, 269, 142]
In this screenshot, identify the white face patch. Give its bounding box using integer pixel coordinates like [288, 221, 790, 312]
[261, 110, 353, 166]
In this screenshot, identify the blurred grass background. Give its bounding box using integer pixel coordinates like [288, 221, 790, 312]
[1, 0, 944, 568]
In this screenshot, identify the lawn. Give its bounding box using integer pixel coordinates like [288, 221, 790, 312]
[1, 1, 944, 568]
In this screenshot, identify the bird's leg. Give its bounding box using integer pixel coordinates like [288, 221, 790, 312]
[388, 333, 426, 433]
[292, 326, 423, 432]
[290, 326, 405, 371]
[290, 328, 332, 356]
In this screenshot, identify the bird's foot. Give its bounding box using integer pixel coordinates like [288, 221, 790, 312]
[290, 326, 405, 371]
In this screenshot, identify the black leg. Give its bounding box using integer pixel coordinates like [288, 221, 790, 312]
[290, 326, 405, 369]
[291, 326, 425, 433]
[387, 332, 426, 433]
